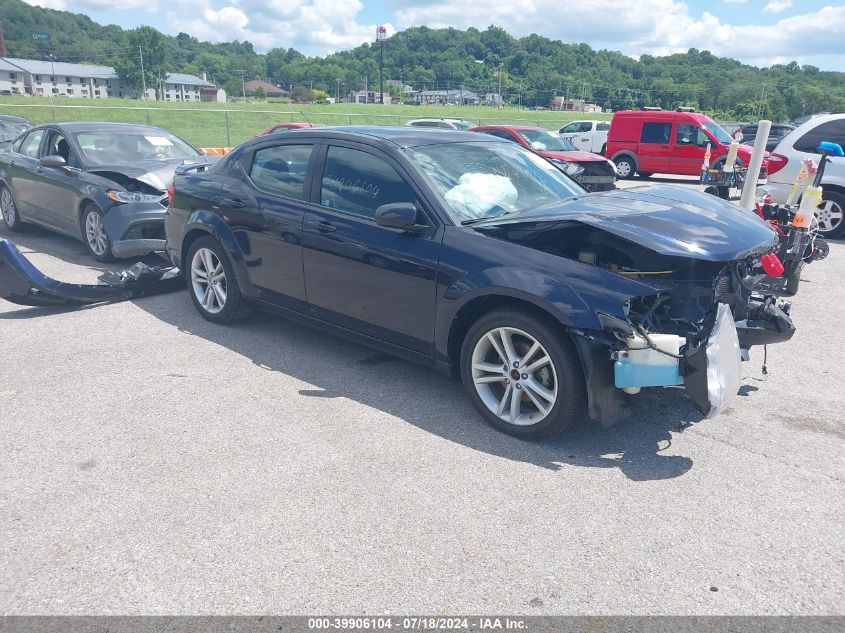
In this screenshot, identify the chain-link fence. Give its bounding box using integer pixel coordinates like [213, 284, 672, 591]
[0, 102, 591, 149]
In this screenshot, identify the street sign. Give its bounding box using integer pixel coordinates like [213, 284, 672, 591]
[376, 25, 387, 42]
[32, 33, 50, 41]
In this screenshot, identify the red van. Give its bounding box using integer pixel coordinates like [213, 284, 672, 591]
[605, 109, 766, 179]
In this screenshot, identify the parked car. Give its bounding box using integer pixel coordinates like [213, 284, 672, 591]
[470, 125, 617, 191]
[0, 115, 32, 150]
[766, 113, 845, 237]
[0, 122, 209, 261]
[164, 126, 794, 438]
[606, 109, 767, 179]
[734, 123, 795, 152]
[406, 118, 475, 130]
[258, 122, 324, 136]
[558, 120, 610, 154]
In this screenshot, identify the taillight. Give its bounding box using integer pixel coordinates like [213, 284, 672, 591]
[166, 182, 175, 207]
[767, 153, 788, 176]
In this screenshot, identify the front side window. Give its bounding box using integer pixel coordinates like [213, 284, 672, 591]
[250, 144, 313, 201]
[478, 129, 517, 142]
[579, 122, 592, 132]
[560, 122, 580, 133]
[641, 122, 672, 144]
[676, 123, 710, 147]
[320, 146, 417, 220]
[793, 120, 845, 154]
[407, 141, 585, 223]
[17, 130, 45, 158]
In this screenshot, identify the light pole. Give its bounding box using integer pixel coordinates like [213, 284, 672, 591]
[234, 69, 246, 101]
[475, 59, 503, 108]
[376, 25, 387, 104]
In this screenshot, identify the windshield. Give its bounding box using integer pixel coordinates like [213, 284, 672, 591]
[71, 130, 199, 165]
[406, 141, 586, 223]
[517, 129, 576, 152]
[453, 121, 474, 130]
[702, 121, 734, 144]
[0, 121, 29, 143]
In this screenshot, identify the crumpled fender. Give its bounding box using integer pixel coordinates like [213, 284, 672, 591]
[0, 239, 183, 306]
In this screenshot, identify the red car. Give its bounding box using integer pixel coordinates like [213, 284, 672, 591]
[258, 122, 324, 136]
[605, 109, 767, 179]
[470, 125, 617, 191]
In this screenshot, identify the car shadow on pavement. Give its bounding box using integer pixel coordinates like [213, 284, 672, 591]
[135, 294, 702, 482]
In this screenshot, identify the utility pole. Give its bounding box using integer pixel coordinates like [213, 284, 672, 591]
[138, 46, 146, 99]
[234, 69, 246, 101]
[376, 25, 387, 104]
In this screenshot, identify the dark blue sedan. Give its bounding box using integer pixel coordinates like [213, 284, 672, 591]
[164, 127, 794, 438]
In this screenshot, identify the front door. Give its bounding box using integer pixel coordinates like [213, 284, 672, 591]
[30, 130, 84, 235]
[637, 121, 674, 173]
[302, 144, 441, 354]
[672, 123, 711, 175]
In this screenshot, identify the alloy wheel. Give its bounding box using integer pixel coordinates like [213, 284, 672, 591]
[84, 211, 108, 256]
[191, 247, 227, 314]
[1, 188, 16, 226]
[817, 199, 843, 235]
[471, 326, 558, 426]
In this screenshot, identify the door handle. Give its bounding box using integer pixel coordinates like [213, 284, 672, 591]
[221, 197, 246, 209]
[309, 219, 336, 233]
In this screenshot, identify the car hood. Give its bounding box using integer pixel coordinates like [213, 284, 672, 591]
[475, 184, 778, 261]
[88, 156, 211, 191]
[540, 150, 606, 163]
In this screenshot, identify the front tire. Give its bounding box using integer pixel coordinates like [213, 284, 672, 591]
[614, 155, 635, 179]
[186, 235, 253, 323]
[460, 308, 585, 439]
[81, 204, 114, 262]
[1, 185, 23, 231]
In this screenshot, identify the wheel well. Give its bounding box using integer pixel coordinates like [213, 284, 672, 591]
[77, 199, 99, 235]
[180, 228, 211, 270]
[447, 295, 572, 376]
[822, 183, 845, 200]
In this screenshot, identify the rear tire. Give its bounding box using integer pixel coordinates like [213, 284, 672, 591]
[614, 155, 635, 179]
[637, 172, 653, 179]
[1, 185, 23, 231]
[186, 235, 253, 323]
[816, 190, 845, 238]
[460, 308, 586, 439]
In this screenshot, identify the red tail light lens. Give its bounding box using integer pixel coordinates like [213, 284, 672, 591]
[166, 182, 175, 208]
[767, 153, 788, 176]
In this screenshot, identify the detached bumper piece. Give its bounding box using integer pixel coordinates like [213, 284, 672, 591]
[0, 239, 183, 307]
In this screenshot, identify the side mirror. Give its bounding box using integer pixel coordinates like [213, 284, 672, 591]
[375, 203, 425, 232]
[40, 155, 66, 168]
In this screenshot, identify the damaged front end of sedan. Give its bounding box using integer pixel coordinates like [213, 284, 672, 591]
[474, 186, 795, 423]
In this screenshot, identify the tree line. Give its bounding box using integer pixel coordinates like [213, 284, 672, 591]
[2, 0, 844, 120]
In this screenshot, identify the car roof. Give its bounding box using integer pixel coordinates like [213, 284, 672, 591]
[472, 124, 544, 131]
[408, 118, 471, 123]
[0, 114, 31, 124]
[249, 125, 503, 148]
[37, 122, 175, 134]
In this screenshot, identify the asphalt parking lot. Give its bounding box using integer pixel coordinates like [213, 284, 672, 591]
[0, 179, 842, 615]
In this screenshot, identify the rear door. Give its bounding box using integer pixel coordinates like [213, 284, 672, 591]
[6, 128, 45, 220]
[226, 140, 316, 309]
[301, 142, 441, 354]
[637, 120, 674, 173]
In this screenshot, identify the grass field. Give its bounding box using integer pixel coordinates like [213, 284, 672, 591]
[0, 96, 611, 148]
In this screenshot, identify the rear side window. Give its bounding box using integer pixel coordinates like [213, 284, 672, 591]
[641, 122, 672, 144]
[16, 129, 44, 158]
[793, 120, 845, 154]
[478, 129, 517, 142]
[250, 144, 313, 200]
[320, 146, 417, 220]
[410, 121, 437, 128]
[596, 123, 610, 131]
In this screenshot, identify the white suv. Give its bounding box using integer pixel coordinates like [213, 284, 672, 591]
[406, 118, 475, 130]
[766, 113, 845, 237]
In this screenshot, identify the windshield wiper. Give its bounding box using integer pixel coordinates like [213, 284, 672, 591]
[460, 210, 521, 225]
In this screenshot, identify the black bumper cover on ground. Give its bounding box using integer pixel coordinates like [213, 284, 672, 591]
[0, 239, 184, 307]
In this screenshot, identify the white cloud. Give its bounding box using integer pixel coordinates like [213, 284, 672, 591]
[391, 0, 845, 66]
[763, 0, 792, 14]
[77, 0, 155, 8]
[23, 0, 67, 9]
[722, 0, 746, 4]
[166, 0, 391, 54]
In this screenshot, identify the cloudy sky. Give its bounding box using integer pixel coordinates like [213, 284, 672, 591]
[23, 0, 845, 70]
